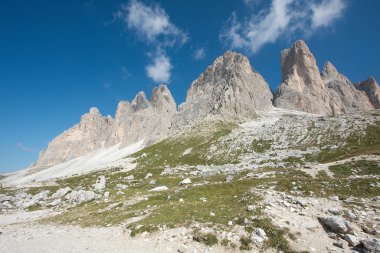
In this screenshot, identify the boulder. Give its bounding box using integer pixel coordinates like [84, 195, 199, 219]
[94, 175, 106, 191]
[344, 234, 360, 246]
[51, 187, 72, 199]
[361, 238, 380, 252]
[179, 178, 192, 185]
[149, 186, 168, 192]
[66, 190, 95, 204]
[318, 216, 352, 234]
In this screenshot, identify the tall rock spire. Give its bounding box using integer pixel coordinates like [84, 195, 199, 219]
[274, 40, 374, 115]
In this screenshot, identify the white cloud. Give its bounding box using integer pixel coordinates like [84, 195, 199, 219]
[115, 0, 188, 47]
[221, 0, 347, 54]
[16, 142, 36, 153]
[146, 53, 172, 83]
[311, 0, 346, 28]
[193, 47, 206, 60]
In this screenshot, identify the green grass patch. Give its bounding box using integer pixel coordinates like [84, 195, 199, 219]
[329, 160, 380, 178]
[131, 120, 238, 168]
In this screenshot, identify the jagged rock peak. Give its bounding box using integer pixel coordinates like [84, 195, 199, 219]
[275, 40, 332, 115]
[178, 50, 273, 125]
[89, 107, 100, 115]
[355, 77, 380, 109]
[132, 91, 150, 111]
[322, 61, 339, 80]
[275, 40, 375, 115]
[150, 84, 176, 113]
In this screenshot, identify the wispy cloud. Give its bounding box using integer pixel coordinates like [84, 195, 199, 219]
[221, 0, 347, 54]
[16, 142, 36, 153]
[311, 0, 346, 28]
[114, 0, 188, 83]
[193, 47, 206, 60]
[146, 52, 172, 83]
[114, 0, 188, 47]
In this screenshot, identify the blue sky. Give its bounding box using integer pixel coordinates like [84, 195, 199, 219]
[0, 0, 379, 172]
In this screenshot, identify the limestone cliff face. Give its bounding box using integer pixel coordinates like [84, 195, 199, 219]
[274, 40, 333, 115]
[355, 77, 380, 109]
[35, 108, 114, 168]
[321, 62, 374, 114]
[33, 44, 379, 169]
[35, 85, 177, 168]
[116, 85, 177, 147]
[177, 51, 273, 125]
[274, 40, 375, 115]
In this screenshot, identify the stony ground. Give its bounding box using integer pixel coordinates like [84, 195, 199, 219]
[1, 109, 380, 252]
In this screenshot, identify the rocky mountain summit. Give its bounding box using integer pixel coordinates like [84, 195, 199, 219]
[274, 40, 375, 115]
[33, 40, 379, 169]
[35, 107, 114, 168]
[355, 77, 380, 109]
[177, 51, 273, 126]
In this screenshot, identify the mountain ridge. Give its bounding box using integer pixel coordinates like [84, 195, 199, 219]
[32, 40, 380, 169]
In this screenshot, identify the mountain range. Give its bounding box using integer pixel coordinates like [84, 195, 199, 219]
[33, 40, 380, 169]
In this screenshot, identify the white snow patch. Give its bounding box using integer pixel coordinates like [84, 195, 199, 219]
[2, 140, 145, 187]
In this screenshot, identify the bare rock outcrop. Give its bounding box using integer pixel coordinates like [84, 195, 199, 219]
[321, 61, 373, 114]
[35, 107, 114, 168]
[274, 40, 375, 115]
[274, 40, 333, 115]
[114, 84, 177, 147]
[177, 51, 273, 125]
[355, 77, 380, 109]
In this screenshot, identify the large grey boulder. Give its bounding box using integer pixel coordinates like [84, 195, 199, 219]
[177, 51, 273, 125]
[65, 190, 95, 204]
[51, 187, 72, 199]
[361, 238, 380, 253]
[93, 175, 106, 191]
[318, 216, 352, 234]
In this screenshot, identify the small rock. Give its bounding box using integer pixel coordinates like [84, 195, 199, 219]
[228, 221, 233, 226]
[328, 207, 342, 215]
[247, 205, 255, 212]
[226, 175, 234, 182]
[256, 228, 266, 238]
[210, 211, 215, 217]
[333, 241, 344, 249]
[125, 175, 134, 181]
[149, 186, 168, 192]
[93, 175, 106, 191]
[116, 191, 124, 195]
[104, 191, 110, 198]
[144, 173, 153, 179]
[179, 178, 192, 185]
[329, 196, 339, 202]
[344, 234, 360, 246]
[66, 190, 95, 204]
[51, 187, 71, 199]
[362, 225, 377, 235]
[116, 184, 128, 190]
[179, 198, 184, 202]
[149, 180, 156, 185]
